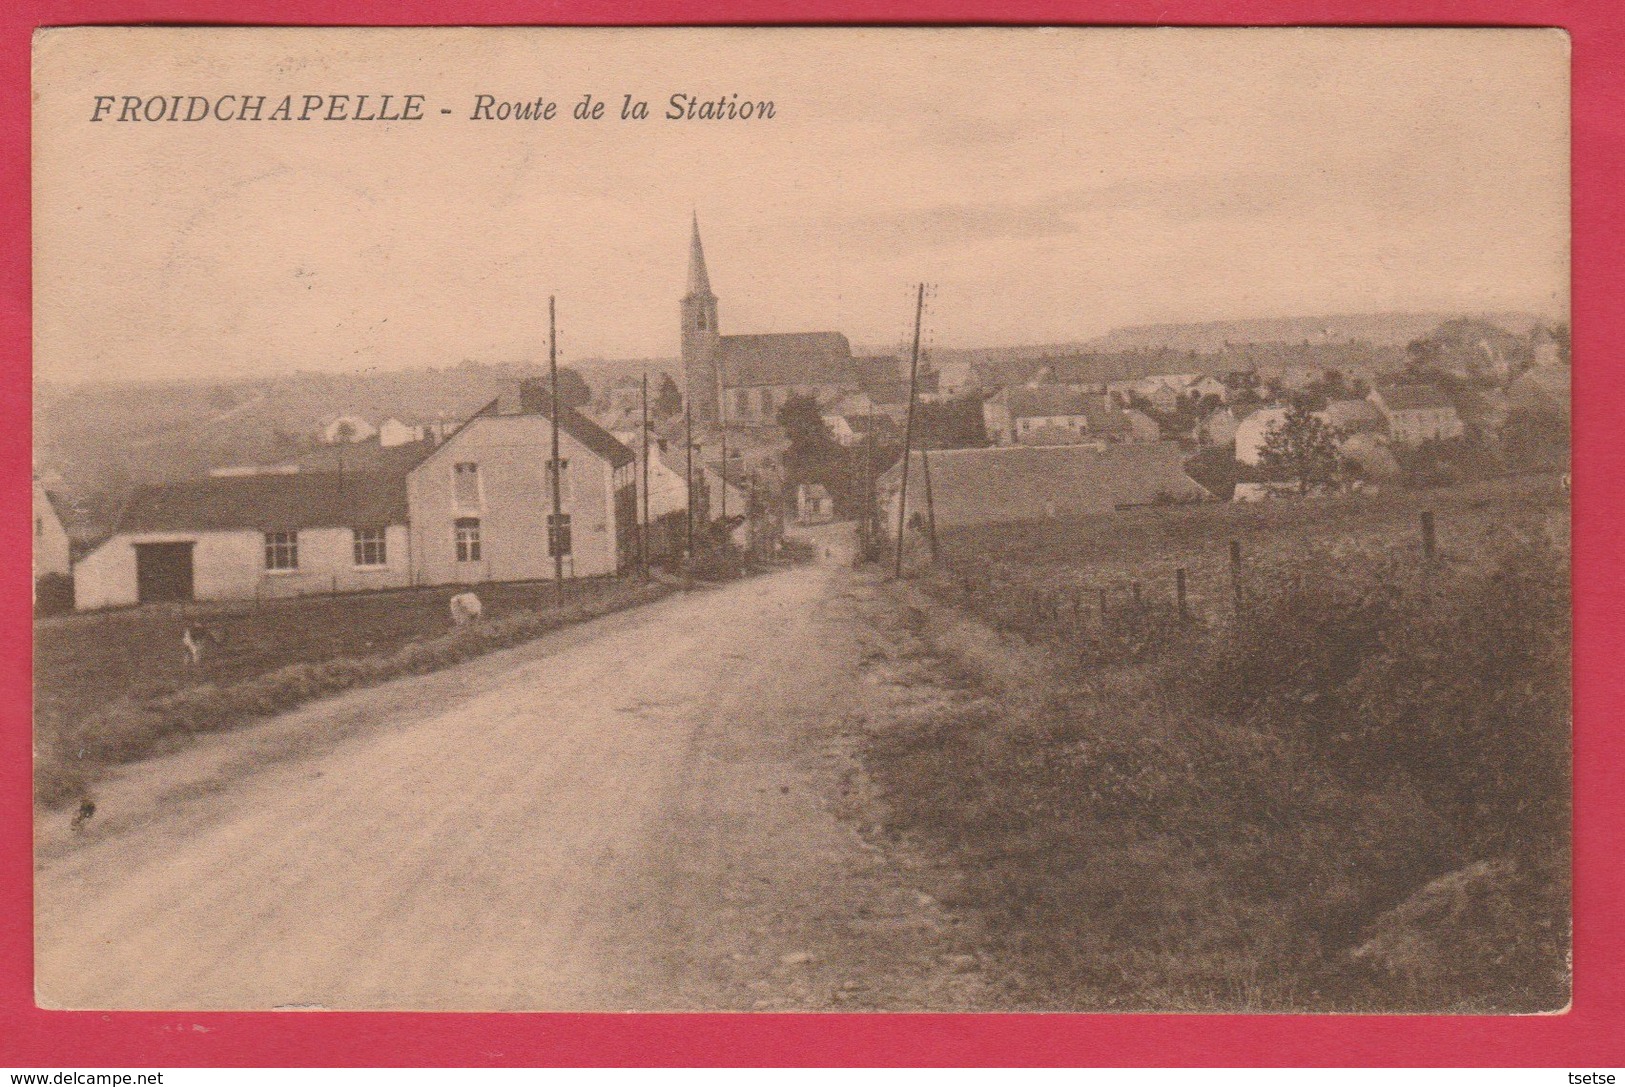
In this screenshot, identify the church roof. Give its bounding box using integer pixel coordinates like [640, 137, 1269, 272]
[718, 332, 854, 387]
[686, 213, 714, 299]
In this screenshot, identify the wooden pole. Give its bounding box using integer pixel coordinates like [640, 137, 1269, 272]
[1176, 567, 1188, 620]
[549, 295, 565, 604]
[863, 412, 875, 560]
[718, 349, 728, 559]
[684, 406, 694, 559]
[921, 445, 939, 562]
[640, 373, 651, 579]
[1421, 510, 1436, 559]
[893, 283, 926, 579]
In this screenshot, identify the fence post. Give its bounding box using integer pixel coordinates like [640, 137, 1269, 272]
[1176, 567, 1188, 621]
[1229, 539, 1243, 616]
[1131, 581, 1142, 610]
[1098, 587, 1108, 622]
[1421, 510, 1437, 559]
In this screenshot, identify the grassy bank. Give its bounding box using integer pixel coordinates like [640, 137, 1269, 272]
[35, 577, 673, 809]
[867, 474, 1570, 1011]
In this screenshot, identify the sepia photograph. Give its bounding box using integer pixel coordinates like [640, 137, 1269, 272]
[30, 26, 1571, 1014]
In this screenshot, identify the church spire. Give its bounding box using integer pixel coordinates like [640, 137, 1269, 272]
[685, 211, 714, 299]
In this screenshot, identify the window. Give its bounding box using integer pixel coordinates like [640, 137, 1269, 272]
[264, 531, 299, 570]
[734, 389, 749, 415]
[453, 462, 482, 509]
[547, 513, 572, 558]
[353, 527, 387, 567]
[455, 517, 481, 563]
[545, 458, 573, 503]
[696, 310, 707, 331]
[760, 389, 773, 415]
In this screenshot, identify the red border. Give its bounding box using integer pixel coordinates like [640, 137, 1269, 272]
[4, 0, 1620, 1068]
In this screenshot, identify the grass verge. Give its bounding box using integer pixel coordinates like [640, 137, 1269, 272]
[864, 477, 1569, 1012]
[36, 579, 673, 809]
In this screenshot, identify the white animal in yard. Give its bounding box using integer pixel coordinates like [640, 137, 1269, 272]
[450, 591, 483, 626]
[181, 624, 214, 667]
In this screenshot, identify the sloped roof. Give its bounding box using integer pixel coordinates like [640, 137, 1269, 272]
[718, 332, 853, 387]
[1376, 384, 1457, 412]
[1319, 398, 1386, 432]
[1508, 367, 1571, 416]
[881, 442, 1209, 527]
[481, 387, 637, 468]
[284, 438, 439, 475]
[1006, 387, 1130, 435]
[116, 471, 408, 533]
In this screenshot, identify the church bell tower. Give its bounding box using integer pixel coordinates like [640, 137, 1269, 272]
[681, 213, 721, 423]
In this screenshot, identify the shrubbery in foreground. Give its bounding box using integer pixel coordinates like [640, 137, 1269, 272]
[874, 519, 1569, 1012]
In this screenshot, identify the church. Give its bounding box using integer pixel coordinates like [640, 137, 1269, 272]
[680, 216, 916, 428]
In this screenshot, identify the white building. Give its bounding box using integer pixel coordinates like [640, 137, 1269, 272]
[73, 472, 413, 610]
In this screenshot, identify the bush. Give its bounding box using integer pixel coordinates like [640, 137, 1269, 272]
[879, 493, 1569, 1010]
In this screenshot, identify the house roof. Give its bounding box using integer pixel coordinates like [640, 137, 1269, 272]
[480, 388, 637, 468]
[115, 471, 409, 534]
[880, 442, 1210, 526]
[718, 332, 853, 387]
[1006, 387, 1131, 435]
[284, 438, 440, 475]
[1508, 367, 1571, 416]
[1376, 384, 1457, 412]
[1319, 398, 1386, 432]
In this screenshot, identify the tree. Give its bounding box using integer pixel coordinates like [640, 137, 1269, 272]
[555, 367, 592, 410]
[1258, 402, 1344, 495]
[654, 373, 684, 419]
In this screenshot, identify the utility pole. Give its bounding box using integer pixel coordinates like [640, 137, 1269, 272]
[684, 405, 694, 559]
[640, 372, 651, 579]
[893, 283, 926, 579]
[549, 295, 565, 604]
[718, 349, 729, 558]
[921, 445, 939, 561]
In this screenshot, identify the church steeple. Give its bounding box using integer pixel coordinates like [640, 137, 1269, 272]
[685, 211, 715, 301]
[681, 213, 721, 423]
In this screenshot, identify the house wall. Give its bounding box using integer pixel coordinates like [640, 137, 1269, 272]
[408, 415, 621, 585]
[1387, 408, 1464, 445]
[73, 525, 411, 611]
[1015, 414, 1093, 445]
[1235, 408, 1291, 466]
[32, 484, 70, 580]
[725, 382, 847, 424]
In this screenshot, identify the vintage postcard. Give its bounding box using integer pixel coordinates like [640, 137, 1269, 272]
[31, 26, 1570, 1013]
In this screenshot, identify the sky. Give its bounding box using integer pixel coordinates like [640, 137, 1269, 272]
[33, 26, 1569, 384]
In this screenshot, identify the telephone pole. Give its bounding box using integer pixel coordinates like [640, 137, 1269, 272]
[640, 372, 651, 579]
[718, 350, 729, 557]
[684, 405, 695, 559]
[549, 295, 565, 604]
[893, 283, 926, 578]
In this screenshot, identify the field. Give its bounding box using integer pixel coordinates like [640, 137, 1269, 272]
[867, 473, 1570, 1011]
[35, 576, 671, 808]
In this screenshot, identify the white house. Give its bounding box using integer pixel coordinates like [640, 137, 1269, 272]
[983, 385, 1130, 447]
[1369, 385, 1465, 446]
[1234, 406, 1293, 466]
[33, 479, 71, 583]
[406, 390, 638, 585]
[321, 413, 378, 444]
[73, 471, 413, 610]
[379, 415, 457, 448]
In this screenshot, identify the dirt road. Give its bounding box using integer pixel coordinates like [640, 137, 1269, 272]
[36, 547, 985, 1011]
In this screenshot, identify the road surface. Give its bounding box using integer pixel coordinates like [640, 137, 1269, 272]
[35, 543, 984, 1011]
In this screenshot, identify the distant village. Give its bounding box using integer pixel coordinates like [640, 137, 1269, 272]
[33, 217, 1571, 613]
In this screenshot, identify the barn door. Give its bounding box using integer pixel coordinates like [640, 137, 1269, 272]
[135, 542, 195, 603]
